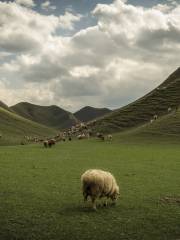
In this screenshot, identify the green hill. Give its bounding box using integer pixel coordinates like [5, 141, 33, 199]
[74, 106, 111, 122]
[0, 100, 11, 112]
[0, 107, 56, 145]
[131, 107, 180, 139]
[11, 102, 78, 130]
[89, 67, 180, 133]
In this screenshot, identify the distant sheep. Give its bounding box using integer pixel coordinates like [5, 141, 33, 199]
[43, 140, 48, 148]
[168, 107, 172, 113]
[81, 169, 119, 210]
[107, 134, 112, 140]
[43, 139, 56, 148]
[96, 133, 105, 141]
[48, 139, 56, 147]
[77, 133, 86, 140]
[153, 114, 158, 120]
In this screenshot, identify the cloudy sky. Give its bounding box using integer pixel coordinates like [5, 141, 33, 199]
[0, 0, 179, 112]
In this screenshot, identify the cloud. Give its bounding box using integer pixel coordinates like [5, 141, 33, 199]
[15, 0, 35, 8]
[59, 11, 82, 30]
[0, 2, 82, 53]
[0, 0, 179, 111]
[41, 1, 56, 11]
[0, 2, 60, 53]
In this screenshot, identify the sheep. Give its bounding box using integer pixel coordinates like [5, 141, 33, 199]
[81, 169, 119, 210]
[168, 107, 172, 113]
[153, 114, 158, 120]
[107, 134, 112, 140]
[43, 140, 48, 148]
[48, 139, 56, 147]
[77, 133, 86, 140]
[43, 139, 56, 148]
[96, 132, 105, 141]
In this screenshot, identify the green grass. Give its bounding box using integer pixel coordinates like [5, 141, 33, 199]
[0, 138, 180, 240]
[0, 107, 56, 146]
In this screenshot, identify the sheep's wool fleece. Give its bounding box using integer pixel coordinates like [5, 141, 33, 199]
[81, 169, 118, 197]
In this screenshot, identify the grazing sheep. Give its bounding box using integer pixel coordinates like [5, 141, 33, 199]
[77, 133, 86, 140]
[107, 134, 112, 140]
[43, 140, 48, 148]
[168, 107, 172, 113]
[153, 114, 158, 120]
[48, 139, 56, 147]
[96, 133, 105, 141]
[81, 169, 119, 210]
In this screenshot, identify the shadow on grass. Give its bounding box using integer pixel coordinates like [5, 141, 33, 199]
[58, 202, 118, 216]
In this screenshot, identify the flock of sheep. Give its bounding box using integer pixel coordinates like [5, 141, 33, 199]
[41, 122, 113, 148]
[149, 106, 179, 124]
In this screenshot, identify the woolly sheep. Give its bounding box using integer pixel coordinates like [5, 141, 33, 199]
[43, 140, 48, 148]
[96, 133, 105, 141]
[168, 107, 172, 112]
[153, 114, 158, 120]
[43, 139, 56, 148]
[81, 169, 119, 210]
[107, 134, 112, 140]
[48, 139, 56, 147]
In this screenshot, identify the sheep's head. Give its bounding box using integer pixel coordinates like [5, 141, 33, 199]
[111, 185, 119, 201]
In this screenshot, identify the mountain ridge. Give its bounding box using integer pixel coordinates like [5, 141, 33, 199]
[74, 106, 111, 122]
[11, 102, 78, 130]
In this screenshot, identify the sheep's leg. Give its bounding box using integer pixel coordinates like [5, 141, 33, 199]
[91, 197, 97, 210]
[83, 192, 88, 202]
[111, 198, 117, 205]
[103, 199, 108, 207]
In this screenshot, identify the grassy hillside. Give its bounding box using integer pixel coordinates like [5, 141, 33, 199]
[0, 100, 12, 112]
[11, 102, 78, 130]
[74, 106, 111, 122]
[0, 107, 56, 145]
[89, 68, 180, 133]
[0, 140, 179, 240]
[127, 107, 180, 139]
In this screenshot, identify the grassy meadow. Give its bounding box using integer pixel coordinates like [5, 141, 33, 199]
[0, 137, 180, 240]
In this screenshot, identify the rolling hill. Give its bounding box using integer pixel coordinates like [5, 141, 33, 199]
[132, 107, 180, 138]
[0, 100, 11, 112]
[11, 102, 78, 130]
[74, 106, 111, 122]
[89, 67, 180, 133]
[0, 107, 56, 145]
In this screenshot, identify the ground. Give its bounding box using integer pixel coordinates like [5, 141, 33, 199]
[0, 137, 180, 240]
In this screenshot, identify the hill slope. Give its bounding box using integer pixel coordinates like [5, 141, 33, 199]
[11, 102, 78, 129]
[0, 107, 56, 145]
[89, 67, 180, 133]
[0, 100, 11, 112]
[74, 106, 111, 122]
[133, 107, 180, 138]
